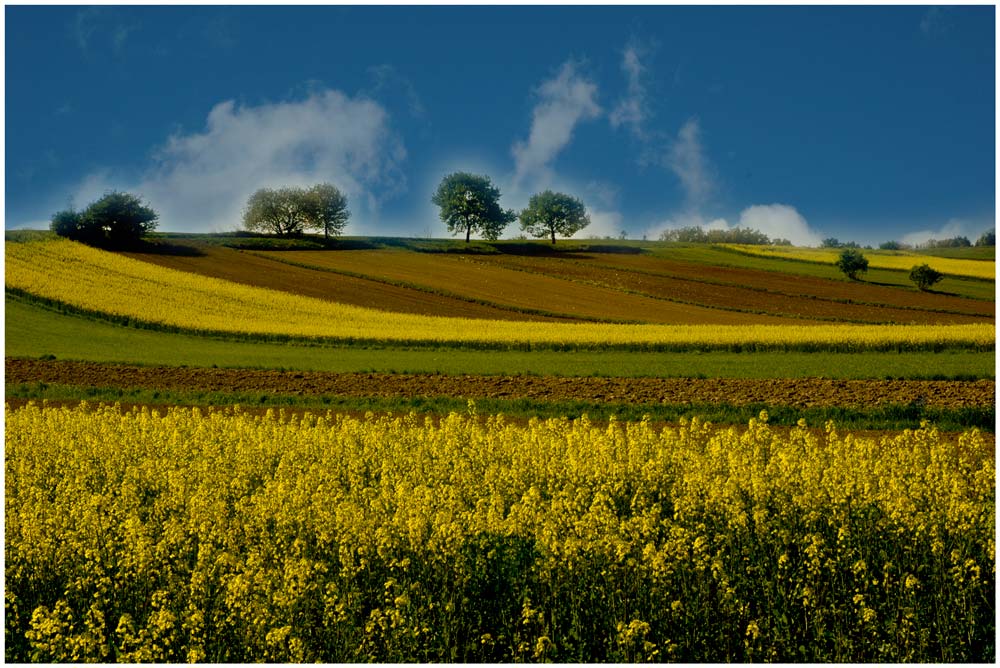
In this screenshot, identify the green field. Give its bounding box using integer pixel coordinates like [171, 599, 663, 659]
[7, 295, 994, 379]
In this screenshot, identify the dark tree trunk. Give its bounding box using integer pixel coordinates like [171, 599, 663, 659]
[466, 225, 471, 243]
[551, 228, 557, 244]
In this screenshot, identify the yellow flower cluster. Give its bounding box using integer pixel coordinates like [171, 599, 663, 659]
[726, 244, 996, 280]
[5, 239, 994, 350]
[6, 403, 994, 662]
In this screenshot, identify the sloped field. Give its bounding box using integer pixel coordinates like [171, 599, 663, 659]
[121, 245, 569, 322]
[468, 253, 992, 324]
[6, 239, 992, 350]
[726, 244, 996, 279]
[259, 249, 799, 325]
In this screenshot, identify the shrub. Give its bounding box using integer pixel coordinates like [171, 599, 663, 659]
[909, 264, 944, 291]
[835, 248, 869, 280]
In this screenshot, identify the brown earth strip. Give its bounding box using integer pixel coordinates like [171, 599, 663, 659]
[470, 254, 990, 324]
[7, 359, 994, 409]
[121, 246, 568, 322]
[588, 254, 996, 316]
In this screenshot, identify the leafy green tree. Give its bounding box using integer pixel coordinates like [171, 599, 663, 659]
[243, 187, 310, 236]
[909, 264, 943, 291]
[49, 208, 88, 241]
[519, 190, 591, 244]
[879, 240, 903, 250]
[975, 231, 995, 247]
[304, 183, 350, 240]
[51, 191, 158, 246]
[821, 237, 841, 248]
[431, 172, 515, 243]
[835, 248, 869, 280]
[83, 192, 159, 245]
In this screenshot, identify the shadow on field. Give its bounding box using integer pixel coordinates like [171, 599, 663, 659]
[119, 240, 207, 256]
[492, 242, 646, 258]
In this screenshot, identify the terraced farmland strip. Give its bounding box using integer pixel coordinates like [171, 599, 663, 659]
[581, 252, 996, 315]
[120, 245, 570, 322]
[9, 297, 995, 379]
[725, 244, 996, 279]
[470, 254, 991, 324]
[7, 239, 993, 350]
[643, 245, 996, 301]
[263, 249, 803, 325]
[7, 359, 995, 409]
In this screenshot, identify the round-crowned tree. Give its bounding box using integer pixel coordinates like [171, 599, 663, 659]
[431, 172, 515, 243]
[518, 190, 590, 244]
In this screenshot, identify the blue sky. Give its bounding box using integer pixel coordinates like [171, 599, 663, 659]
[5, 5, 995, 245]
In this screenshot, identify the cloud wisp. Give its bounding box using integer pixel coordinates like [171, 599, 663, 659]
[74, 88, 406, 233]
[511, 61, 601, 190]
[609, 42, 650, 140]
[666, 117, 715, 209]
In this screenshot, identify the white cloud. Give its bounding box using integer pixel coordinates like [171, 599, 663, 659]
[647, 204, 822, 247]
[666, 117, 714, 208]
[900, 218, 980, 247]
[74, 89, 406, 233]
[610, 43, 649, 139]
[576, 208, 624, 240]
[737, 204, 822, 247]
[511, 61, 601, 190]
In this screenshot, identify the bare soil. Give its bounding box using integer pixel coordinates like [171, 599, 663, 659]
[7, 359, 994, 409]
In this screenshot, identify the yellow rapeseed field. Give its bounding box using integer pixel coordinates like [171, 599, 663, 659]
[726, 244, 996, 280]
[5, 239, 994, 350]
[6, 403, 993, 662]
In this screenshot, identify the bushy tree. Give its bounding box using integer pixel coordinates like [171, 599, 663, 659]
[519, 190, 590, 244]
[304, 183, 350, 240]
[243, 187, 309, 236]
[879, 241, 903, 250]
[909, 264, 943, 291]
[243, 184, 351, 239]
[821, 237, 841, 248]
[975, 231, 995, 247]
[836, 248, 869, 280]
[50, 209, 87, 241]
[50, 191, 158, 247]
[432, 172, 515, 243]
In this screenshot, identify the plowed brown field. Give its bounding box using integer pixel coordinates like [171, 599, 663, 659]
[260, 249, 807, 325]
[121, 246, 568, 321]
[469, 254, 990, 324]
[8, 359, 993, 409]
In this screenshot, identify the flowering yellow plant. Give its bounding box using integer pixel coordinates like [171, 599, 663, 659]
[6, 403, 993, 662]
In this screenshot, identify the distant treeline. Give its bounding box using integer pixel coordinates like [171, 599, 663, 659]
[879, 231, 995, 251]
[658, 226, 791, 245]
